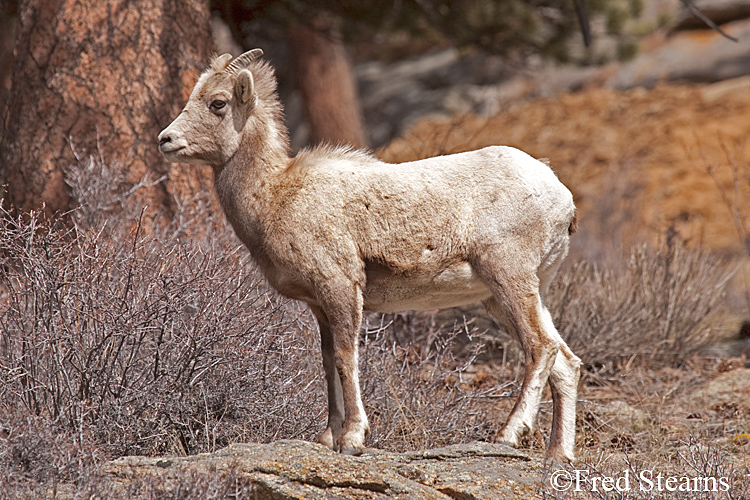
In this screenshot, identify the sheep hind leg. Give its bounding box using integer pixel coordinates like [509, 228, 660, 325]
[483, 289, 560, 448]
[546, 337, 581, 463]
[310, 306, 345, 450]
[538, 246, 581, 463]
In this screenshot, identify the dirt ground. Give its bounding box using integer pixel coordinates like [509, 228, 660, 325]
[564, 362, 750, 496]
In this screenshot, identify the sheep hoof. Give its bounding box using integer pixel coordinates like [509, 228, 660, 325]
[340, 446, 364, 456]
[545, 446, 575, 464]
[337, 431, 365, 456]
[316, 428, 335, 450]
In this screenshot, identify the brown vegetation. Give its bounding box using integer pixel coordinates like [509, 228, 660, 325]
[1, 140, 747, 497]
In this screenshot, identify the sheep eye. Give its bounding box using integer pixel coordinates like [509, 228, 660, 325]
[210, 100, 226, 111]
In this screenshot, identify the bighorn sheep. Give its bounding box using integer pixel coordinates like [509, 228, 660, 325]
[158, 49, 581, 462]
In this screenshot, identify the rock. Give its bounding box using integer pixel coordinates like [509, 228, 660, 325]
[355, 26, 750, 147]
[99, 440, 543, 499]
[606, 18, 750, 89]
[691, 368, 750, 407]
[592, 401, 650, 433]
[700, 337, 750, 361]
[356, 49, 517, 146]
[699, 75, 750, 103]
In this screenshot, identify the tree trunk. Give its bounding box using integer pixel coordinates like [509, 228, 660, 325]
[1, 0, 214, 220]
[0, 4, 15, 132]
[288, 14, 368, 150]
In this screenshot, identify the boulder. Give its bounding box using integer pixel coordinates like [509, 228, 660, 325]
[100, 440, 544, 499]
[356, 49, 516, 146]
[606, 18, 750, 88]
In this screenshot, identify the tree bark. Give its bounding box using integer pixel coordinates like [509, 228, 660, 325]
[288, 14, 368, 150]
[1, 0, 214, 219]
[0, 4, 15, 123]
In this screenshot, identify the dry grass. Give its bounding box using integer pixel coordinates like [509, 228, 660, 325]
[539, 360, 750, 499]
[0, 153, 746, 498]
[549, 242, 733, 375]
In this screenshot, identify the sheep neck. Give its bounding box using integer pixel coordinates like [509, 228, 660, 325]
[213, 101, 290, 263]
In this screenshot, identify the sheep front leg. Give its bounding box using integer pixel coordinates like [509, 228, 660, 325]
[316, 284, 369, 455]
[310, 306, 345, 450]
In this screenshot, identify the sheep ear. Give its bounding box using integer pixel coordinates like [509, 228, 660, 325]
[234, 69, 256, 106]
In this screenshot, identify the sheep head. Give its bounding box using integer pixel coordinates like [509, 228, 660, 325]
[158, 49, 264, 167]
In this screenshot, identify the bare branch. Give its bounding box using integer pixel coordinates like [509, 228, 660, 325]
[574, 0, 592, 47]
[680, 0, 738, 42]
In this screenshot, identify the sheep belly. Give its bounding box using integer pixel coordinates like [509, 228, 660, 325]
[362, 261, 492, 313]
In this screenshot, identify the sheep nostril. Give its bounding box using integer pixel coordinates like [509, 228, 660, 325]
[159, 135, 171, 147]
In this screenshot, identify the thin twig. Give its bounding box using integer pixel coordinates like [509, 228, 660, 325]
[680, 0, 739, 42]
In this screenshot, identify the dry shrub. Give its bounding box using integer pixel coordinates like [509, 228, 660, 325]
[540, 440, 750, 500]
[0, 409, 102, 498]
[0, 156, 327, 497]
[359, 315, 515, 451]
[0, 154, 517, 496]
[110, 466, 259, 500]
[548, 242, 732, 375]
[0, 150, 738, 497]
[0, 195, 515, 493]
[0, 200, 323, 459]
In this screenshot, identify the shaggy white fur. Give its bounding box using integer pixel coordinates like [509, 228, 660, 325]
[159, 49, 580, 462]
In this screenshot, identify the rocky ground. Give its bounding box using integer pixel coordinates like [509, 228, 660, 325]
[48, 367, 748, 499]
[97, 441, 540, 499]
